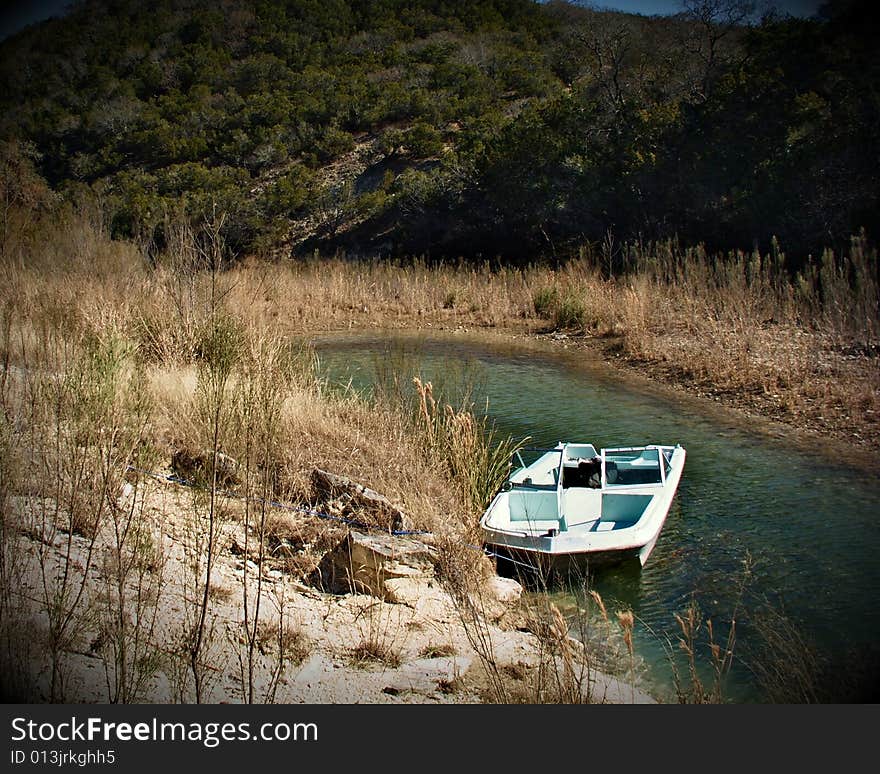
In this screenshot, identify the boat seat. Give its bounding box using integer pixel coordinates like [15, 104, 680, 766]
[561, 488, 602, 524]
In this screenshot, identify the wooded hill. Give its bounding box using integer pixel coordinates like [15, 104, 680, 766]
[1, 0, 878, 266]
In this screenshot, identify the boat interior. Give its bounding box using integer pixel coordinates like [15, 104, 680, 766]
[485, 443, 667, 535]
[497, 489, 653, 534]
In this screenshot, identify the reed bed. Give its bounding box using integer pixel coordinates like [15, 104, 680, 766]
[0, 206, 467, 702]
[206, 239, 877, 447]
[5, 202, 877, 453]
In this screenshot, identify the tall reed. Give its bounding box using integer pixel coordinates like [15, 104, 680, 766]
[412, 376, 525, 516]
[231, 331, 299, 703]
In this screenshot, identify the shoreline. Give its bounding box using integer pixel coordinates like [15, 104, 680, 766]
[8, 468, 658, 705]
[3, 236, 877, 705]
[303, 320, 880, 475]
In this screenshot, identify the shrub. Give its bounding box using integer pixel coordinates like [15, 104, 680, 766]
[554, 295, 586, 330]
[532, 286, 559, 318]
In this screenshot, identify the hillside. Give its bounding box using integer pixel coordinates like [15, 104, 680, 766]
[1, 0, 879, 264]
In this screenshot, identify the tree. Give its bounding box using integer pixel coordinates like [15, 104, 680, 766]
[678, 0, 756, 102]
[0, 139, 55, 236]
[574, 12, 634, 113]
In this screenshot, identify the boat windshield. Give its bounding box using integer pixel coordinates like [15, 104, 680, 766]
[604, 448, 663, 486]
[508, 448, 562, 490]
[662, 448, 673, 477]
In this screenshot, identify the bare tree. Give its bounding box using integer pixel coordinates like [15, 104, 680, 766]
[579, 15, 633, 112]
[678, 0, 758, 101]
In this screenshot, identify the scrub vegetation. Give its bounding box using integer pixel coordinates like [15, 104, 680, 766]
[1, 0, 876, 704]
[1, 0, 878, 263]
[0, 202, 862, 703]
[0, 205, 519, 702]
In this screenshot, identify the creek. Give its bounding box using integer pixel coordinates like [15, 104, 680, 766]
[313, 331, 880, 703]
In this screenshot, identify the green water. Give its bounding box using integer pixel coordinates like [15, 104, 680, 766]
[312, 332, 880, 703]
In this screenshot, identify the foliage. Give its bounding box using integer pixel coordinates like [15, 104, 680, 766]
[412, 377, 525, 515]
[0, 0, 877, 264]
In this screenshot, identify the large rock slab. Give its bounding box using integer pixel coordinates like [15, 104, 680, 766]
[308, 528, 522, 628]
[479, 575, 523, 622]
[310, 530, 439, 597]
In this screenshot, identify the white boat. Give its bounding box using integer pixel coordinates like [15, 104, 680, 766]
[479, 441, 686, 575]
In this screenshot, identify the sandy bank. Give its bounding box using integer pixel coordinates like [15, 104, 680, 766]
[7, 472, 654, 705]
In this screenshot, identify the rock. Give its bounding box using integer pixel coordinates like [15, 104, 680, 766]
[311, 469, 408, 530]
[309, 529, 439, 597]
[486, 575, 522, 604]
[384, 565, 521, 623]
[383, 575, 448, 604]
[383, 577, 459, 623]
[171, 447, 240, 487]
[589, 673, 657, 705]
[381, 656, 473, 696]
[477, 575, 523, 622]
[116, 482, 135, 511]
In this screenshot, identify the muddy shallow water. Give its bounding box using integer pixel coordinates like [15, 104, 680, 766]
[312, 330, 880, 703]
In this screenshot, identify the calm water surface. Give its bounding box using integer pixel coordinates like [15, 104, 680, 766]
[312, 332, 880, 703]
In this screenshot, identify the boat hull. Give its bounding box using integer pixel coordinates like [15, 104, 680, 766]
[487, 543, 644, 582]
[480, 443, 686, 580]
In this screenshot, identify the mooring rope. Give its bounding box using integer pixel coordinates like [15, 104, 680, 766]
[479, 546, 543, 574]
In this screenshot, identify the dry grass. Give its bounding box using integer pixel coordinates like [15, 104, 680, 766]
[4, 201, 876, 450]
[179, 240, 877, 448]
[0, 204, 494, 702]
[459, 586, 646, 705]
[419, 643, 456, 658]
[349, 599, 405, 668]
[1, 201, 872, 703]
[604, 240, 879, 446]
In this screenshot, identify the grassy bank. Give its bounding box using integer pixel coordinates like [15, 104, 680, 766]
[2, 204, 664, 704]
[213, 237, 877, 449]
[7, 203, 876, 454]
[2, 203, 872, 703]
